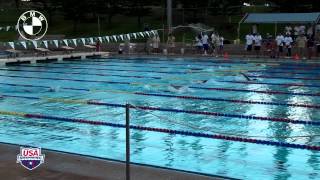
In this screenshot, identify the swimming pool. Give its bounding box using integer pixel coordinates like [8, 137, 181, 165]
[0, 57, 320, 179]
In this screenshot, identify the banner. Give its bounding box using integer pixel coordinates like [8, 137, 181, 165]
[98, 37, 102, 42]
[113, 35, 117, 42]
[133, 33, 137, 39]
[105, 36, 110, 42]
[119, 35, 124, 41]
[139, 32, 144, 37]
[126, 34, 130, 40]
[89, 38, 94, 44]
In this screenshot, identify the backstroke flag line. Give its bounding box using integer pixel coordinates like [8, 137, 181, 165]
[5, 30, 158, 49]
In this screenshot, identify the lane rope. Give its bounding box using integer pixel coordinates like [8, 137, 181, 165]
[1, 94, 320, 126]
[0, 110, 320, 151]
[0, 73, 320, 97]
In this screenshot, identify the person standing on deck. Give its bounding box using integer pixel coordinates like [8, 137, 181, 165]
[210, 33, 218, 56]
[276, 33, 285, 58]
[296, 34, 307, 59]
[201, 33, 209, 56]
[245, 33, 254, 57]
[152, 34, 161, 53]
[284, 33, 293, 58]
[253, 33, 262, 58]
[95, 40, 101, 52]
[218, 35, 224, 56]
[167, 33, 175, 54]
[195, 34, 203, 54]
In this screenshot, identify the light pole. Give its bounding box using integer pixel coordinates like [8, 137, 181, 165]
[167, 0, 172, 33]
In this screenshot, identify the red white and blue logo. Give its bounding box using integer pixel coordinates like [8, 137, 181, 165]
[16, 147, 45, 170]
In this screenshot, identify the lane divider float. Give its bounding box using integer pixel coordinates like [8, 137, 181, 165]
[1, 110, 320, 151]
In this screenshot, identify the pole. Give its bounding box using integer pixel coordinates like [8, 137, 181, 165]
[98, 15, 101, 36]
[167, 0, 172, 33]
[125, 103, 130, 180]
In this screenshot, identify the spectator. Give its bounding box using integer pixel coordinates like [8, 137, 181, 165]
[245, 33, 254, 56]
[296, 34, 307, 59]
[167, 33, 175, 54]
[195, 34, 203, 54]
[276, 33, 285, 58]
[218, 35, 224, 56]
[95, 40, 101, 52]
[284, 33, 293, 57]
[210, 33, 218, 56]
[253, 33, 262, 58]
[201, 33, 209, 55]
[152, 34, 160, 53]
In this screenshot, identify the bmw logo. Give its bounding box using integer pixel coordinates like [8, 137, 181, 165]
[17, 10, 48, 41]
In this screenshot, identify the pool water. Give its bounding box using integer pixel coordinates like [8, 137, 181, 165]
[0, 57, 320, 179]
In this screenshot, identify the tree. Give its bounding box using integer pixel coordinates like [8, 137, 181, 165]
[123, 0, 152, 27]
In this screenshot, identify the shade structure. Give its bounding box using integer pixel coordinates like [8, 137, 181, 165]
[242, 13, 320, 24]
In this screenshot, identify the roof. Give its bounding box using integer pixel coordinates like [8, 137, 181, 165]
[242, 13, 320, 24]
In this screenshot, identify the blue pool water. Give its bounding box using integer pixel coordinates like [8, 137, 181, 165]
[0, 57, 320, 179]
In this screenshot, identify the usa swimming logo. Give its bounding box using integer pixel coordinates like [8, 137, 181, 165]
[17, 147, 45, 170]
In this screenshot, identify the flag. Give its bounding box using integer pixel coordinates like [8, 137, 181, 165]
[53, 40, 59, 47]
[90, 38, 94, 44]
[139, 32, 144, 37]
[98, 37, 102, 42]
[8, 42, 14, 49]
[20, 41, 27, 49]
[133, 33, 137, 39]
[43, 41, 48, 48]
[72, 39, 77, 46]
[6, 26, 10, 31]
[81, 38, 86, 45]
[113, 35, 117, 42]
[126, 34, 130, 40]
[105, 36, 110, 42]
[63, 39, 68, 46]
[32, 41, 37, 48]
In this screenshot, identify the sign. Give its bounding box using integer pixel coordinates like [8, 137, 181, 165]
[17, 10, 48, 41]
[17, 147, 45, 170]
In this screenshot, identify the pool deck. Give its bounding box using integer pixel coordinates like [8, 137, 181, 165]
[0, 51, 110, 65]
[0, 143, 233, 180]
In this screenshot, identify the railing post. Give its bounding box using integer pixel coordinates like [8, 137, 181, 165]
[125, 103, 130, 180]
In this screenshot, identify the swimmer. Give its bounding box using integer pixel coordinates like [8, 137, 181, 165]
[240, 73, 257, 81]
[170, 85, 183, 90]
[193, 80, 208, 84]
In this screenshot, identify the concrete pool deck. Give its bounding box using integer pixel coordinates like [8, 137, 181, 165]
[0, 143, 234, 180]
[0, 51, 109, 65]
